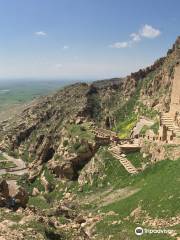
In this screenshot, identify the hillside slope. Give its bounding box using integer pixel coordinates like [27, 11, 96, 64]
[0, 37, 180, 240]
[0, 37, 180, 159]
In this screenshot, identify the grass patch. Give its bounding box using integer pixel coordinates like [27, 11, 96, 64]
[96, 217, 174, 240]
[75, 147, 137, 196]
[0, 161, 16, 168]
[28, 196, 50, 210]
[0, 173, 20, 180]
[140, 121, 159, 135]
[94, 159, 180, 239]
[0, 209, 23, 222]
[101, 159, 180, 217]
[67, 123, 95, 141]
[126, 152, 144, 168]
[0, 153, 6, 160]
[137, 102, 159, 119]
[71, 146, 180, 239]
[117, 116, 137, 138]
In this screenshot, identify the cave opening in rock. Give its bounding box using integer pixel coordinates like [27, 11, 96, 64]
[72, 158, 90, 180]
[44, 147, 55, 162]
[45, 230, 63, 240]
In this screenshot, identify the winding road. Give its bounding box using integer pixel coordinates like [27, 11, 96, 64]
[0, 151, 27, 175]
[0, 151, 28, 191]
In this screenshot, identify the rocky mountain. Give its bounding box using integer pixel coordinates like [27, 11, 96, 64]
[0, 37, 180, 240]
[0, 37, 180, 159]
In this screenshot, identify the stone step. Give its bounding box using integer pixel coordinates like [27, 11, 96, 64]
[161, 120, 173, 123]
[162, 124, 174, 127]
[161, 117, 173, 119]
[162, 123, 173, 126]
[162, 122, 173, 125]
[162, 126, 174, 129]
[166, 126, 174, 129]
[162, 121, 173, 124]
[161, 118, 173, 121]
[175, 132, 180, 135]
[161, 119, 174, 122]
[174, 129, 180, 132]
[110, 150, 138, 174]
[162, 125, 174, 128]
[164, 125, 174, 128]
[162, 118, 173, 120]
[161, 115, 173, 118]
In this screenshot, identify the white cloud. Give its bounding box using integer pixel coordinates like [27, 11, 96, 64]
[63, 45, 69, 50]
[140, 24, 161, 38]
[34, 31, 47, 36]
[110, 24, 161, 49]
[130, 33, 141, 42]
[109, 41, 129, 48]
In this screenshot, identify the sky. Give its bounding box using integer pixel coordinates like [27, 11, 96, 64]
[0, 0, 179, 81]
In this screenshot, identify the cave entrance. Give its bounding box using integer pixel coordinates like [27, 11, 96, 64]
[44, 147, 55, 162]
[72, 158, 90, 180]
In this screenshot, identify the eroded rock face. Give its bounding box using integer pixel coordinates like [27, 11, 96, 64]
[0, 180, 28, 209]
[28, 162, 43, 181]
[40, 171, 54, 193]
[140, 141, 180, 162]
[49, 140, 102, 180]
[13, 186, 29, 208]
[0, 38, 180, 184]
[32, 187, 40, 196]
[0, 180, 9, 207]
[48, 160, 75, 180]
[78, 154, 106, 186]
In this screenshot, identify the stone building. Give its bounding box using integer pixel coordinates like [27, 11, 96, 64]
[159, 62, 180, 144]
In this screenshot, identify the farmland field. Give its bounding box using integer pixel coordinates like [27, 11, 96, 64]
[0, 80, 75, 121]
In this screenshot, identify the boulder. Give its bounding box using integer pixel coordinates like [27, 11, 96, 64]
[40, 172, 53, 193]
[32, 187, 40, 196]
[0, 180, 9, 198]
[28, 163, 43, 182]
[13, 186, 29, 208]
[0, 180, 28, 209]
[49, 160, 75, 180]
[0, 180, 10, 207]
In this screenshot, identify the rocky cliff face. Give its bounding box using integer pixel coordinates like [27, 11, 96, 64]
[0, 37, 180, 181]
[140, 36, 180, 112]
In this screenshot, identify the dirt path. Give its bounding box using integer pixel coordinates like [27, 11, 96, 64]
[0, 151, 27, 193]
[82, 186, 140, 207]
[0, 151, 27, 175]
[98, 187, 140, 207]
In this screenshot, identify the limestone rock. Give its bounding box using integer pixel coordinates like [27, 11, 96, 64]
[32, 187, 40, 196]
[0, 180, 28, 209]
[40, 171, 54, 193]
[0, 180, 9, 199]
[13, 186, 29, 208]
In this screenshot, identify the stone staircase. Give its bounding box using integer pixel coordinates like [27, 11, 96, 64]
[161, 113, 180, 137]
[159, 64, 180, 143]
[161, 113, 174, 131]
[174, 126, 180, 137]
[170, 65, 180, 115]
[108, 146, 138, 174]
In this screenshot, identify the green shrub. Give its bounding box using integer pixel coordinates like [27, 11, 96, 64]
[63, 139, 69, 147]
